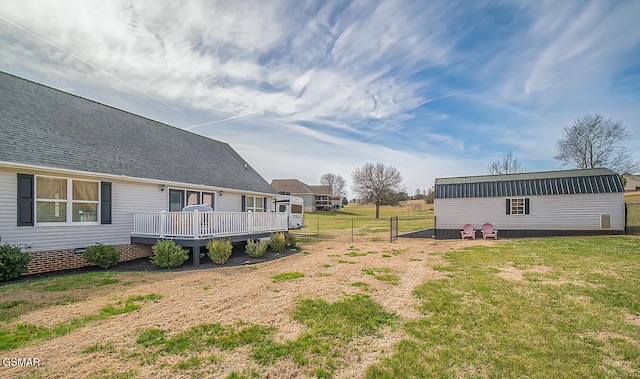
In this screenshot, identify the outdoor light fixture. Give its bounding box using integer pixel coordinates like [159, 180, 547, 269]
[219, 191, 223, 196]
[160, 185, 166, 192]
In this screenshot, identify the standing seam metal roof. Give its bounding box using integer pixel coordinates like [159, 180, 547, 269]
[0, 71, 276, 194]
[434, 169, 623, 198]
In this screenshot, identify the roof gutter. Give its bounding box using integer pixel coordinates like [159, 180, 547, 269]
[0, 160, 277, 197]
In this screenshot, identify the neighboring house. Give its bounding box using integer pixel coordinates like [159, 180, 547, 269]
[0, 71, 285, 275]
[270, 179, 332, 212]
[621, 172, 640, 192]
[433, 168, 625, 239]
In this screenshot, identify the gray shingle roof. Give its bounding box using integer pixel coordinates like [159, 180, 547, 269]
[0, 71, 276, 194]
[435, 168, 623, 198]
[270, 179, 331, 196]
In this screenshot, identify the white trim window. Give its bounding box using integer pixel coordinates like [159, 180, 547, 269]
[510, 198, 525, 215]
[36, 176, 99, 224]
[246, 196, 264, 212]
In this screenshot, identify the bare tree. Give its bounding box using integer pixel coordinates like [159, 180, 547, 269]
[554, 114, 638, 173]
[320, 173, 347, 196]
[487, 152, 525, 175]
[351, 162, 403, 218]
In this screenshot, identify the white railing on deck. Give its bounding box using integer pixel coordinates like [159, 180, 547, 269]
[132, 211, 288, 239]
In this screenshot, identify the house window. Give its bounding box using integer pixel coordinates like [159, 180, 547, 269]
[36, 176, 98, 223]
[36, 177, 67, 223]
[72, 180, 99, 222]
[246, 196, 264, 212]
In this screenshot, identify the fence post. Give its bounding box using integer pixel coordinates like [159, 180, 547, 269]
[390, 216, 398, 242]
[317, 217, 320, 237]
[352, 218, 354, 243]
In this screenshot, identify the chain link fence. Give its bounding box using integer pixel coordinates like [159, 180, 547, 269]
[291, 216, 433, 243]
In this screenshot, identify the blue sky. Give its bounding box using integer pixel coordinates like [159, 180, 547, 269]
[1, 0, 639, 196]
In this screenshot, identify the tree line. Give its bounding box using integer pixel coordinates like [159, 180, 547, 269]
[488, 113, 638, 175]
[321, 113, 637, 220]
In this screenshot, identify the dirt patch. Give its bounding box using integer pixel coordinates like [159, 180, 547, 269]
[494, 262, 551, 281]
[2, 235, 494, 378]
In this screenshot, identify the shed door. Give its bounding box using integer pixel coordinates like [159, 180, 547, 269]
[600, 215, 611, 229]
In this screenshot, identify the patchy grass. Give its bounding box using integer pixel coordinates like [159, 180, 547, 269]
[351, 282, 373, 292]
[123, 295, 396, 378]
[362, 268, 400, 285]
[0, 294, 162, 351]
[252, 294, 397, 376]
[28, 272, 121, 292]
[366, 236, 640, 378]
[0, 272, 153, 325]
[81, 342, 115, 354]
[270, 272, 305, 282]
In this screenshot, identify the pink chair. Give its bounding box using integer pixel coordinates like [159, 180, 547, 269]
[482, 223, 498, 240]
[460, 224, 475, 239]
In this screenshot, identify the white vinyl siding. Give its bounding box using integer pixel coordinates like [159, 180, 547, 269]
[216, 192, 242, 212]
[435, 193, 624, 231]
[1, 169, 165, 251]
[2, 167, 277, 252]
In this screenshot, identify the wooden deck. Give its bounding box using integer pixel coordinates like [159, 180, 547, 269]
[132, 211, 288, 239]
[131, 211, 288, 265]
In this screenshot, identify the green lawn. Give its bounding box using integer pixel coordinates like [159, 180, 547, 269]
[626, 193, 640, 235]
[367, 236, 640, 378]
[302, 202, 433, 236]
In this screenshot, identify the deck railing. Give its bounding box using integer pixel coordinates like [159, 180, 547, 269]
[132, 211, 288, 239]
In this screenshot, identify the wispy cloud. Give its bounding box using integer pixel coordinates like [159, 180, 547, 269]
[1, 0, 638, 192]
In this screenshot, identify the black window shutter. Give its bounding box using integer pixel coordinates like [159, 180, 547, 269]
[524, 198, 530, 215]
[241, 195, 246, 212]
[506, 199, 511, 215]
[100, 182, 112, 224]
[17, 174, 34, 226]
[263, 197, 267, 212]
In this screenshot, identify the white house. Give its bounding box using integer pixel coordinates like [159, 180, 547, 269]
[621, 172, 640, 192]
[270, 179, 332, 212]
[433, 169, 625, 239]
[0, 71, 286, 275]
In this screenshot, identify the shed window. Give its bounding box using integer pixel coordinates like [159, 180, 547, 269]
[511, 198, 525, 215]
[507, 198, 530, 215]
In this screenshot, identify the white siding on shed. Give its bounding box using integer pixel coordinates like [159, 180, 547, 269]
[434, 193, 624, 231]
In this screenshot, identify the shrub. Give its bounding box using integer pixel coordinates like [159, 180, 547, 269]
[245, 239, 268, 258]
[207, 239, 232, 265]
[269, 232, 286, 252]
[83, 244, 120, 269]
[151, 240, 189, 269]
[0, 239, 31, 281]
[285, 233, 297, 249]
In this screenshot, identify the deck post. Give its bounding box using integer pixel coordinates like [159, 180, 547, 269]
[192, 209, 199, 238]
[160, 210, 166, 238]
[193, 245, 200, 265]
